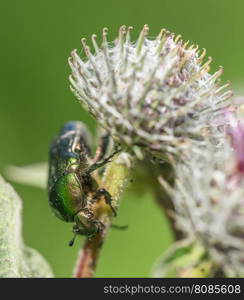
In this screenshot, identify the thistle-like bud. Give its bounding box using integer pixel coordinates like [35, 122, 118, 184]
[69, 25, 232, 159]
[160, 124, 244, 276]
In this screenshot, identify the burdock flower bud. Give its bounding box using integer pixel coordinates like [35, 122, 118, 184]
[69, 25, 232, 159]
[160, 130, 244, 277]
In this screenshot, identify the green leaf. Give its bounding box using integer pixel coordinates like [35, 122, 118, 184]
[0, 175, 53, 277]
[151, 239, 211, 277]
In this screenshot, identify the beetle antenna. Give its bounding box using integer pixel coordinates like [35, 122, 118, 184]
[69, 233, 77, 247]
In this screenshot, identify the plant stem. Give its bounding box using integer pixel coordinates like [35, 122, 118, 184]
[73, 152, 132, 278]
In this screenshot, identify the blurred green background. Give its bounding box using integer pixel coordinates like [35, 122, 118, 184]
[1, 0, 244, 277]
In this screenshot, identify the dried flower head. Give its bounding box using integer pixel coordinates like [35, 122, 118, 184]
[160, 127, 244, 277]
[69, 25, 232, 159]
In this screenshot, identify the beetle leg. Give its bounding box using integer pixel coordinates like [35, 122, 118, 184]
[93, 132, 111, 163]
[111, 224, 128, 230]
[87, 146, 121, 174]
[73, 209, 105, 235]
[93, 188, 117, 217]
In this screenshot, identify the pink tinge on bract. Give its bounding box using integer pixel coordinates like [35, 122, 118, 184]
[228, 121, 244, 174]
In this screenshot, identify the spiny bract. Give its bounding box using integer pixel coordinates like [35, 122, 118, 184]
[69, 25, 232, 159]
[161, 132, 244, 277]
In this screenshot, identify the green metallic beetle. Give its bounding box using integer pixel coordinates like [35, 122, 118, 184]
[48, 121, 119, 246]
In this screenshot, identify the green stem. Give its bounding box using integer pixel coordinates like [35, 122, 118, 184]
[74, 152, 132, 278]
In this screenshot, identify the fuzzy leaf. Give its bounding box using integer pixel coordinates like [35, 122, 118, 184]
[4, 163, 47, 189]
[0, 175, 53, 277]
